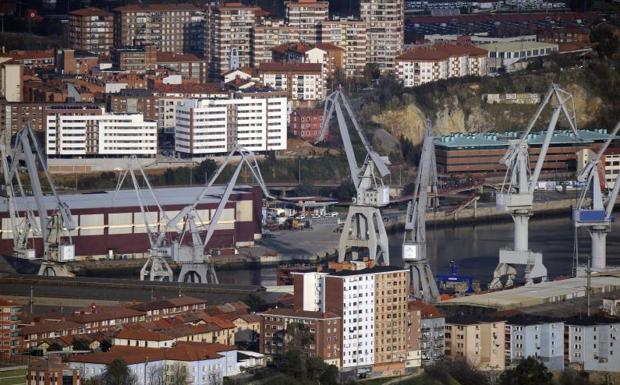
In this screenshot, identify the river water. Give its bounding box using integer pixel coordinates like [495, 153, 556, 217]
[216, 214, 620, 286]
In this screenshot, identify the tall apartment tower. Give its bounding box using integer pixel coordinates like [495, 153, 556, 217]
[251, 19, 300, 66]
[293, 267, 409, 377]
[360, 0, 404, 73]
[69, 8, 114, 54]
[113, 4, 205, 54]
[321, 18, 367, 78]
[285, 0, 329, 44]
[206, 3, 262, 75]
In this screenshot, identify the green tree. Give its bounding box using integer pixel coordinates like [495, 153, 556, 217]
[558, 368, 594, 385]
[499, 357, 552, 385]
[319, 364, 339, 385]
[72, 338, 90, 351]
[47, 342, 63, 352]
[103, 358, 137, 385]
[590, 23, 620, 59]
[100, 339, 112, 352]
[280, 349, 306, 380]
[245, 293, 267, 312]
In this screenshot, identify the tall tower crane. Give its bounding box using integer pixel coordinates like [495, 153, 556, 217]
[403, 120, 440, 302]
[490, 84, 579, 289]
[0, 124, 76, 277]
[573, 119, 620, 271]
[175, 147, 274, 284]
[316, 89, 392, 265]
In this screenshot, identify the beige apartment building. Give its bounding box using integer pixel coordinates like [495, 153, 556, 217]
[113, 3, 204, 54]
[69, 7, 114, 54]
[360, 0, 404, 73]
[258, 62, 325, 103]
[445, 319, 506, 371]
[207, 3, 262, 75]
[321, 18, 367, 78]
[251, 19, 300, 66]
[285, 0, 329, 44]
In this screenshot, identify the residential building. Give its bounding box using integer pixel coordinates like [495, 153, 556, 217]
[409, 301, 444, 366]
[396, 44, 488, 88]
[0, 102, 102, 135]
[445, 318, 506, 371]
[292, 266, 410, 377]
[251, 19, 300, 66]
[259, 308, 341, 367]
[68, 7, 114, 54]
[1, 49, 55, 71]
[55, 49, 99, 75]
[565, 318, 620, 372]
[258, 62, 325, 103]
[27, 357, 81, 385]
[206, 3, 261, 75]
[0, 299, 21, 358]
[290, 108, 324, 140]
[405, 301, 422, 370]
[505, 316, 564, 371]
[45, 110, 157, 157]
[68, 342, 240, 385]
[128, 297, 209, 320]
[113, 3, 204, 54]
[321, 18, 367, 78]
[272, 42, 344, 80]
[285, 0, 329, 44]
[476, 41, 559, 72]
[107, 88, 158, 125]
[537, 26, 590, 44]
[360, 0, 404, 73]
[111, 46, 157, 72]
[156, 52, 208, 83]
[0, 60, 22, 102]
[175, 90, 287, 156]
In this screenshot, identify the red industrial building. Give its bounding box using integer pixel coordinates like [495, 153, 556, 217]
[0, 186, 263, 260]
[290, 108, 325, 140]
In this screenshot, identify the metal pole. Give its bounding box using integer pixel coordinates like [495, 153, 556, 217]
[587, 255, 591, 317]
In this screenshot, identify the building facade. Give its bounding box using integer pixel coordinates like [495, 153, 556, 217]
[0, 299, 21, 358]
[290, 108, 324, 140]
[409, 301, 444, 366]
[445, 319, 506, 371]
[259, 308, 341, 367]
[0, 61, 23, 103]
[360, 0, 404, 73]
[107, 89, 158, 123]
[566, 319, 620, 372]
[251, 19, 300, 66]
[0, 102, 102, 135]
[111, 46, 157, 72]
[45, 110, 157, 157]
[285, 0, 329, 44]
[396, 44, 488, 88]
[320, 18, 367, 78]
[506, 318, 564, 371]
[476, 41, 558, 72]
[156, 53, 209, 83]
[175, 91, 287, 156]
[113, 4, 204, 54]
[258, 62, 325, 103]
[69, 7, 114, 54]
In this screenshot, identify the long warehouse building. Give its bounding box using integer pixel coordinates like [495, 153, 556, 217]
[0, 185, 263, 260]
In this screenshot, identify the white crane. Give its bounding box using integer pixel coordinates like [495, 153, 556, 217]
[573, 119, 620, 272]
[403, 120, 440, 302]
[0, 124, 76, 276]
[175, 147, 274, 284]
[316, 88, 392, 265]
[490, 84, 579, 289]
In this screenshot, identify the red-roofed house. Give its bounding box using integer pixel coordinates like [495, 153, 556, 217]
[396, 44, 488, 87]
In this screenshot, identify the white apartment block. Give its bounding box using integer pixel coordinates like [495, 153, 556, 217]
[46, 111, 157, 157]
[360, 0, 404, 73]
[258, 62, 325, 102]
[396, 44, 488, 88]
[566, 321, 620, 372]
[321, 19, 367, 78]
[506, 320, 564, 371]
[175, 92, 287, 156]
[476, 41, 558, 72]
[251, 19, 300, 66]
[285, 0, 329, 44]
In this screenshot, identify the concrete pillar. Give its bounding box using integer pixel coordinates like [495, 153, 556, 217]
[513, 212, 529, 252]
[590, 229, 607, 271]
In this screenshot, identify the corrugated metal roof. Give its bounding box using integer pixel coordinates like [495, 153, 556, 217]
[0, 185, 254, 212]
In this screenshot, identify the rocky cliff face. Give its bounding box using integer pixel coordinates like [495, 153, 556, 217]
[369, 81, 605, 146]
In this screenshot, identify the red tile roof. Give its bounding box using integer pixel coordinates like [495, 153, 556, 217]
[397, 44, 488, 61]
[150, 83, 225, 95]
[69, 7, 112, 17]
[0, 298, 20, 307]
[260, 308, 339, 319]
[20, 320, 83, 336]
[69, 306, 145, 323]
[258, 62, 322, 74]
[114, 3, 200, 12]
[408, 300, 444, 319]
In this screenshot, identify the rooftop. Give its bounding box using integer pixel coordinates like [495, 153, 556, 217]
[397, 44, 488, 61]
[409, 300, 444, 319]
[69, 7, 112, 17]
[326, 265, 408, 277]
[476, 40, 558, 52]
[260, 307, 340, 319]
[258, 62, 322, 73]
[129, 296, 208, 312]
[114, 3, 200, 12]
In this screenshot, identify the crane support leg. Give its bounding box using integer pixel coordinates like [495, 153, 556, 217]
[590, 227, 608, 271]
[338, 206, 389, 266]
[178, 262, 219, 284]
[38, 261, 75, 277]
[406, 260, 440, 303]
[490, 263, 517, 289]
[140, 256, 174, 281]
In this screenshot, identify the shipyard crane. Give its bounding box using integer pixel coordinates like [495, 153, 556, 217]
[0, 124, 75, 276]
[490, 84, 579, 289]
[115, 158, 175, 281]
[573, 119, 620, 272]
[316, 88, 391, 265]
[403, 120, 440, 302]
[174, 147, 275, 284]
